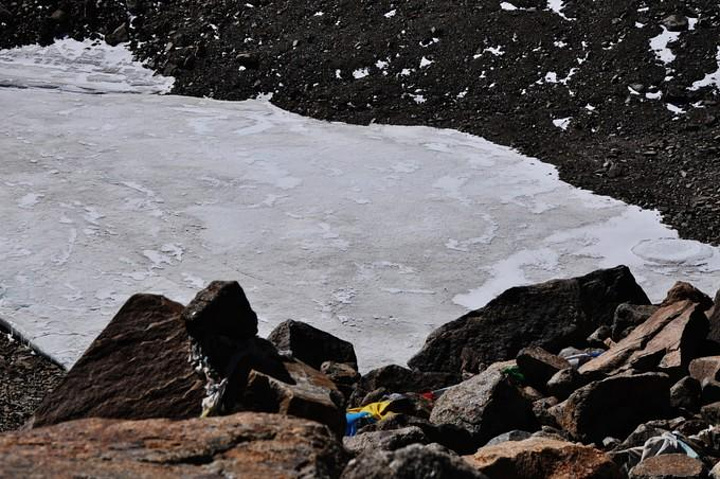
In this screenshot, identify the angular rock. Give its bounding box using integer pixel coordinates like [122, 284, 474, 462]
[547, 367, 586, 400]
[342, 443, 489, 479]
[670, 376, 701, 411]
[629, 453, 707, 478]
[321, 360, 361, 400]
[533, 396, 560, 427]
[689, 356, 720, 404]
[343, 426, 428, 455]
[464, 437, 622, 478]
[268, 319, 358, 370]
[105, 22, 129, 46]
[587, 325, 612, 347]
[662, 15, 690, 32]
[348, 364, 459, 407]
[429, 366, 538, 448]
[579, 301, 708, 377]
[701, 401, 720, 425]
[553, 373, 671, 443]
[31, 294, 206, 427]
[182, 280, 258, 372]
[233, 358, 345, 436]
[612, 303, 660, 341]
[516, 346, 570, 390]
[0, 412, 347, 478]
[409, 266, 650, 374]
[707, 289, 720, 345]
[660, 282, 713, 311]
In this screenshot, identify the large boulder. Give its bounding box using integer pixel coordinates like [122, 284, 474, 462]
[31, 294, 206, 427]
[0, 412, 348, 478]
[341, 443, 489, 479]
[409, 266, 650, 374]
[579, 300, 709, 377]
[553, 373, 671, 443]
[348, 364, 459, 407]
[429, 366, 537, 448]
[464, 437, 622, 478]
[268, 319, 358, 370]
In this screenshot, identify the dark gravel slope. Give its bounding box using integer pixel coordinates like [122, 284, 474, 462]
[2, 0, 720, 243]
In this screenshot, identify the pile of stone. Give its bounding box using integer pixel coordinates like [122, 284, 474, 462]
[2, 265, 720, 478]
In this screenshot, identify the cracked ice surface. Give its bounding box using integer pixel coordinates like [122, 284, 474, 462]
[1, 41, 720, 371]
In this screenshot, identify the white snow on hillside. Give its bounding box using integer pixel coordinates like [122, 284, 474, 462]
[1, 41, 719, 371]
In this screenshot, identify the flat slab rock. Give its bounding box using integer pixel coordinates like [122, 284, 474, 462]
[0, 412, 347, 478]
[464, 437, 622, 479]
[409, 266, 649, 374]
[629, 453, 708, 478]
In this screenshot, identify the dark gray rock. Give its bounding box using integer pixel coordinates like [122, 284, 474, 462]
[554, 373, 671, 443]
[268, 319, 358, 371]
[321, 361, 360, 400]
[409, 266, 650, 374]
[365, 414, 476, 455]
[661, 15, 689, 32]
[429, 366, 538, 448]
[516, 346, 570, 390]
[341, 443, 489, 479]
[546, 367, 586, 400]
[670, 376, 701, 412]
[105, 22, 129, 46]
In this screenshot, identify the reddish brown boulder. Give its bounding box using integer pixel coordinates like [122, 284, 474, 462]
[579, 300, 708, 377]
[464, 437, 622, 478]
[409, 266, 650, 374]
[660, 281, 713, 311]
[31, 294, 206, 427]
[629, 453, 707, 478]
[0, 412, 347, 478]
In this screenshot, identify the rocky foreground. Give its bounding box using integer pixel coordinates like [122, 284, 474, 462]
[1, 266, 720, 477]
[3, 0, 720, 244]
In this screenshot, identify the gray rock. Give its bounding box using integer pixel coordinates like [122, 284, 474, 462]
[341, 443, 489, 479]
[485, 429, 532, 446]
[612, 303, 659, 341]
[670, 376, 701, 412]
[546, 367, 586, 400]
[429, 366, 538, 448]
[105, 23, 129, 46]
[348, 364, 459, 407]
[343, 426, 428, 455]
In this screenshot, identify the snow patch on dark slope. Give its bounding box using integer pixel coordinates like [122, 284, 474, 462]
[2, 0, 720, 244]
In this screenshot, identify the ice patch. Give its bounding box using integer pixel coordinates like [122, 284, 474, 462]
[649, 27, 681, 65]
[352, 68, 369, 79]
[500, 2, 517, 10]
[632, 239, 714, 266]
[420, 57, 434, 68]
[384, 9, 396, 18]
[553, 117, 571, 130]
[689, 47, 720, 93]
[547, 0, 570, 20]
[0, 39, 174, 94]
[17, 193, 43, 208]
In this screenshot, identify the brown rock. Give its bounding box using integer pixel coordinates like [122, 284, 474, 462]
[409, 266, 650, 374]
[516, 346, 570, 390]
[707, 289, 720, 346]
[553, 373, 670, 443]
[268, 319, 358, 370]
[233, 359, 345, 436]
[660, 281, 713, 311]
[546, 367, 586, 400]
[348, 364, 459, 407]
[0, 412, 347, 478]
[580, 301, 708, 377]
[612, 303, 660, 341]
[464, 437, 622, 478]
[343, 426, 428, 455]
[31, 294, 206, 427]
[629, 453, 707, 478]
[322, 361, 361, 400]
[689, 356, 720, 403]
